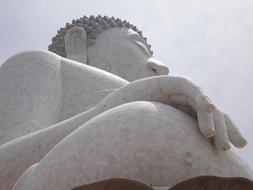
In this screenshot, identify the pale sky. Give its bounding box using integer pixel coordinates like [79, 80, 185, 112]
[0, 0, 252, 169]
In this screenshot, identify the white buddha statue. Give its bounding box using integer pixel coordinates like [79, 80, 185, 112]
[0, 15, 252, 190]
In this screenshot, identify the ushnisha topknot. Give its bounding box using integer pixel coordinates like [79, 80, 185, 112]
[48, 15, 153, 57]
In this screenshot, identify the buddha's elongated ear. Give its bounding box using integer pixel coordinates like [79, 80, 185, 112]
[64, 27, 88, 64]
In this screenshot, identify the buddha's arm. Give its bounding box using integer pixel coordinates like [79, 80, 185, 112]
[94, 75, 247, 150]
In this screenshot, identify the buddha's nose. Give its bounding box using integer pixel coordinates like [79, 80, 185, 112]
[147, 58, 169, 75]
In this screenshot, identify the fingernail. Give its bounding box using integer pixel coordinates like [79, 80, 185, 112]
[222, 143, 231, 151]
[204, 128, 215, 137]
[205, 103, 215, 113]
[235, 138, 247, 148]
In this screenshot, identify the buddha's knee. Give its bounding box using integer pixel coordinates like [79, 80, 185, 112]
[14, 102, 253, 190]
[13, 102, 198, 188]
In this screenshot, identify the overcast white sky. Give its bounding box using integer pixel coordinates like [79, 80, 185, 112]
[0, 0, 252, 169]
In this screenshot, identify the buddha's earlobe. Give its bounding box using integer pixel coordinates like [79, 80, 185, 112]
[64, 27, 88, 64]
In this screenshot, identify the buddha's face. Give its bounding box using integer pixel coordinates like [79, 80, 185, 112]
[87, 28, 169, 81]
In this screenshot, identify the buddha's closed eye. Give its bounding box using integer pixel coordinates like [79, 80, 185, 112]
[133, 41, 150, 57]
[129, 34, 152, 58]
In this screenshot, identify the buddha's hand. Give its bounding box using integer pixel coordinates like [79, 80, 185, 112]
[158, 76, 247, 151]
[96, 76, 247, 151]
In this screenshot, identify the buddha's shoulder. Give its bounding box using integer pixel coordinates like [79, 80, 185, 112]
[1, 50, 62, 69]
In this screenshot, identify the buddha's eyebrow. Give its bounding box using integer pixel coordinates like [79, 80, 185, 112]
[129, 34, 151, 57]
[129, 34, 149, 47]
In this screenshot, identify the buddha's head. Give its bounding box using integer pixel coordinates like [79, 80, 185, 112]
[49, 15, 169, 81]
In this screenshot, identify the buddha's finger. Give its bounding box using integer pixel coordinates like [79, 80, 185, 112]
[168, 94, 211, 120]
[166, 95, 196, 117]
[213, 110, 230, 151]
[178, 77, 215, 113]
[158, 76, 213, 113]
[224, 114, 247, 148]
[195, 94, 215, 113]
[196, 110, 215, 138]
